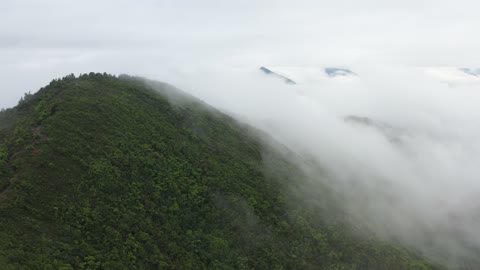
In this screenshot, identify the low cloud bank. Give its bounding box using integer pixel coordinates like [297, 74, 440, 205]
[180, 65, 480, 266]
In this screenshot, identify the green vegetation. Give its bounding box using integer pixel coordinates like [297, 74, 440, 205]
[0, 73, 441, 269]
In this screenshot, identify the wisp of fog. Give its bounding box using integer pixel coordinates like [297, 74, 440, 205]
[177, 65, 480, 265]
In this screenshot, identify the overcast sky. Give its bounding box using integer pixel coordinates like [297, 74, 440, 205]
[1, 0, 480, 108]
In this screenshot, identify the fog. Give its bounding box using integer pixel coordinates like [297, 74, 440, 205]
[2, 0, 480, 266]
[183, 66, 480, 265]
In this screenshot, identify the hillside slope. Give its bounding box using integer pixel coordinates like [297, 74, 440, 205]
[0, 73, 439, 269]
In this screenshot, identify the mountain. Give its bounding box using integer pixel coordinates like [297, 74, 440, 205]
[459, 68, 480, 77]
[324, 67, 356, 77]
[259, 66, 357, 84]
[425, 67, 480, 85]
[0, 73, 441, 269]
[259, 66, 296, 84]
[344, 115, 408, 144]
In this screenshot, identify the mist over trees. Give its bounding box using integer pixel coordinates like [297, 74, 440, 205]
[0, 73, 442, 269]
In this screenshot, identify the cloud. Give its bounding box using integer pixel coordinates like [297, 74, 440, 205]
[176, 65, 480, 265]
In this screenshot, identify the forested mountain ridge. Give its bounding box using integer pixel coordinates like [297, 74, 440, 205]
[0, 73, 440, 269]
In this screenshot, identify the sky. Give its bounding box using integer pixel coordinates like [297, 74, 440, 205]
[1, 0, 480, 108]
[2, 0, 480, 266]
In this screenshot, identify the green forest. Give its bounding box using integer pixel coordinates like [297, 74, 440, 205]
[0, 73, 441, 269]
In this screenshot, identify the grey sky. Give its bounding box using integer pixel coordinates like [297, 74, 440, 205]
[1, 0, 480, 108]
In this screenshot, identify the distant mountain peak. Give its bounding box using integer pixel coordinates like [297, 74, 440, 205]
[259, 66, 296, 84]
[459, 68, 480, 77]
[324, 67, 356, 77]
[344, 115, 408, 143]
[259, 66, 357, 84]
[259, 66, 273, 74]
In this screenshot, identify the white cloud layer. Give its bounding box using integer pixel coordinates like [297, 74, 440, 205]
[185, 66, 480, 265]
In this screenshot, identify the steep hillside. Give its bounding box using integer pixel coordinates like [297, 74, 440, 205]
[0, 73, 440, 269]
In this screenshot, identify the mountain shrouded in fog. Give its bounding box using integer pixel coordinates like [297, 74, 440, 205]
[0, 73, 443, 269]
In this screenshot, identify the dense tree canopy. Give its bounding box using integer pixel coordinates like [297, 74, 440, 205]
[0, 73, 441, 269]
